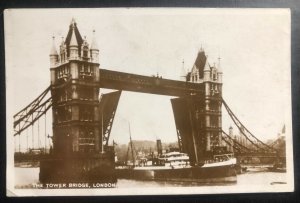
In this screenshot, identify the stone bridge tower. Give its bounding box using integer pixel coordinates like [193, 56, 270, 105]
[41, 19, 116, 184]
[49, 19, 101, 156]
[185, 48, 223, 161]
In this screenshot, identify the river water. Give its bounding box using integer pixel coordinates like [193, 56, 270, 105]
[14, 167, 287, 190]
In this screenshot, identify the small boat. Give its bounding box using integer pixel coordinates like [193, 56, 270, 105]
[268, 162, 286, 173]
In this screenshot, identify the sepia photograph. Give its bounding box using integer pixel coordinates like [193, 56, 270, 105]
[5, 8, 293, 196]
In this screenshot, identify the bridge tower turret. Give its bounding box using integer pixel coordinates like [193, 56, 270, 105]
[49, 18, 101, 155]
[209, 60, 223, 152]
[185, 47, 223, 163]
[217, 57, 222, 83]
[49, 36, 59, 67]
[49, 37, 59, 85]
[90, 30, 99, 63]
[180, 59, 186, 81]
[216, 57, 223, 148]
[69, 21, 79, 59]
[203, 59, 211, 152]
[40, 19, 116, 184]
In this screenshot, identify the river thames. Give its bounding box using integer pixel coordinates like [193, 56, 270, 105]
[14, 167, 287, 189]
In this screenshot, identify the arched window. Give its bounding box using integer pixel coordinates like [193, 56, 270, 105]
[83, 46, 88, 58]
[213, 69, 217, 81]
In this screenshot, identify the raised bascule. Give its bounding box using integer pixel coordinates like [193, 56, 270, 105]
[13, 19, 280, 184]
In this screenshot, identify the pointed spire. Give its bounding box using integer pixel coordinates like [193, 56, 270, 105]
[180, 59, 186, 81]
[217, 56, 222, 73]
[60, 37, 65, 53]
[50, 36, 58, 56]
[203, 57, 211, 82]
[90, 30, 99, 50]
[229, 125, 233, 137]
[71, 17, 76, 27]
[204, 59, 210, 72]
[61, 36, 64, 45]
[181, 59, 185, 74]
[69, 25, 78, 47]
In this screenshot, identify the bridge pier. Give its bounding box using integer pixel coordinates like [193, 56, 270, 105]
[40, 153, 116, 185]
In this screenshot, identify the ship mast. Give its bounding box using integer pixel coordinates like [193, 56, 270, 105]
[129, 123, 135, 167]
[101, 111, 104, 153]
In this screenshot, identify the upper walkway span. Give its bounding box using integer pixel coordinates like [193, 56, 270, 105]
[99, 69, 204, 97]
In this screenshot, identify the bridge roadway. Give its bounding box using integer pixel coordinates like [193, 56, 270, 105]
[99, 69, 204, 97]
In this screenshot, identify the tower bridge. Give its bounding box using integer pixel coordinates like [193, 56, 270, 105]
[13, 19, 280, 183]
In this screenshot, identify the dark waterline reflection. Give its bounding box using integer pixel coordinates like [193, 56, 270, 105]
[14, 167, 287, 189]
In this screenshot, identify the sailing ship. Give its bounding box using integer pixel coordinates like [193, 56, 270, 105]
[115, 124, 237, 183]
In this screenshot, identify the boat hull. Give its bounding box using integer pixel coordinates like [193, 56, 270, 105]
[116, 164, 237, 183]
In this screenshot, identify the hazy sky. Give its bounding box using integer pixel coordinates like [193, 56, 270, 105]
[5, 8, 291, 148]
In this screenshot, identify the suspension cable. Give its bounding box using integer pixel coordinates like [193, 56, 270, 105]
[222, 130, 252, 152]
[14, 136, 16, 153]
[221, 133, 247, 153]
[225, 110, 266, 152]
[14, 97, 52, 136]
[32, 122, 34, 150]
[222, 99, 275, 152]
[26, 128, 29, 152]
[44, 111, 47, 153]
[18, 134, 21, 152]
[38, 119, 40, 149]
[221, 136, 243, 153]
[14, 86, 50, 118]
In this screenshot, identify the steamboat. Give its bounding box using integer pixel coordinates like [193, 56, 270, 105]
[116, 126, 237, 183]
[116, 150, 237, 183]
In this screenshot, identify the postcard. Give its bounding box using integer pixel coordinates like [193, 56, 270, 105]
[5, 8, 293, 196]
